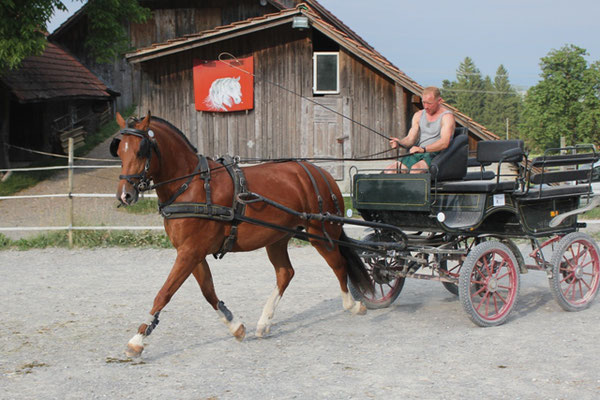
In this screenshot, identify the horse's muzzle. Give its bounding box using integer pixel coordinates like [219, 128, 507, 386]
[118, 182, 139, 206]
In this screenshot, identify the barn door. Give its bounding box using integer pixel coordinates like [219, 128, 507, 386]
[301, 97, 350, 180]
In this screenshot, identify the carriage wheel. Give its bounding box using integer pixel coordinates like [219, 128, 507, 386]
[349, 233, 405, 309]
[458, 241, 520, 327]
[549, 232, 600, 312]
[440, 237, 482, 296]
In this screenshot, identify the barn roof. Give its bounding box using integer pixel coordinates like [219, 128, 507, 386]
[1, 42, 113, 103]
[125, 3, 499, 141]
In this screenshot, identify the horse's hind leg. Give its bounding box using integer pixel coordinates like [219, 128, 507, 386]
[191, 259, 245, 341]
[257, 235, 295, 337]
[309, 235, 367, 315]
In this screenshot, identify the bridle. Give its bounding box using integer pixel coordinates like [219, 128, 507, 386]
[110, 125, 161, 193]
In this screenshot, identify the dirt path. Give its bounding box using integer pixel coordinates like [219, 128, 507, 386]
[1, 246, 600, 399]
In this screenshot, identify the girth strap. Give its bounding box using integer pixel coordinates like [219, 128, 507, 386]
[158, 155, 206, 213]
[214, 155, 247, 259]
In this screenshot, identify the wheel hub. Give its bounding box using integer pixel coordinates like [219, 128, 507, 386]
[574, 266, 584, 280]
[487, 277, 499, 292]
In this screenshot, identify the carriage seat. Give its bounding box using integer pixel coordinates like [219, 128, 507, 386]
[434, 139, 524, 193]
[429, 127, 468, 181]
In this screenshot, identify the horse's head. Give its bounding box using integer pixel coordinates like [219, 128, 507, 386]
[111, 111, 161, 206]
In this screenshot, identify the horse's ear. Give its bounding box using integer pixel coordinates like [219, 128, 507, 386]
[116, 112, 126, 129]
[140, 111, 151, 131]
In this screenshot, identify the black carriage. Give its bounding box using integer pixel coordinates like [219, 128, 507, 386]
[348, 128, 600, 326]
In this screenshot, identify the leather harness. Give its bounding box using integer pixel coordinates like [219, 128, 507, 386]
[116, 125, 343, 259]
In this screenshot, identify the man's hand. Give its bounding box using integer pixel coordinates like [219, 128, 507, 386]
[409, 146, 425, 154]
[389, 138, 402, 149]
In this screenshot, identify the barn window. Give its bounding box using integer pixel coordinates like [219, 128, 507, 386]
[313, 52, 339, 94]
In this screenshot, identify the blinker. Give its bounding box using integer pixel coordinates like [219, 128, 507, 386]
[110, 138, 121, 157]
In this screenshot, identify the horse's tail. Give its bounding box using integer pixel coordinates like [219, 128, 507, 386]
[338, 230, 374, 295]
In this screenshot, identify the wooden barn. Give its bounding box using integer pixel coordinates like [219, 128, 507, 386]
[0, 41, 115, 167]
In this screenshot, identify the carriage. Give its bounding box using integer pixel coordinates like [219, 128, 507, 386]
[113, 114, 600, 357]
[347, 127, 600, 326]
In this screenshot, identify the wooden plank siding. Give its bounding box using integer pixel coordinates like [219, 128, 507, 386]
[135, 25, 410, 165]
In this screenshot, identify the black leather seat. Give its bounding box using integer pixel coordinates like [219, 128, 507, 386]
[429, 126, 469, 181]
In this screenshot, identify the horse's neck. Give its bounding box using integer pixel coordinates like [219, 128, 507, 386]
[154, 133, 200, 201]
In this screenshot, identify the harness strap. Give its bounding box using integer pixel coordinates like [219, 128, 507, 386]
[158, 155, 205, 214]
[295, 161, 334, 249]
[213, 155, 248, 259]
[160, 202, 235, 220]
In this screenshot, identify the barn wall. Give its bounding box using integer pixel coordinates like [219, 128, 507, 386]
[136, 26, 413, 163]
[137, 24, 311, 159]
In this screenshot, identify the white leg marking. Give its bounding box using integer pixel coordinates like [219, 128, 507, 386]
[341, 290, 366, 315]
[256, 287, 282, 338]
[216, 309, 243, 336]
[128, 333, 145, 348]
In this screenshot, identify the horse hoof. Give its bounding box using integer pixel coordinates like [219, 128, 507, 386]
[125, 343, 144, 358]
[356, 302, 367, 315]
[255, 324, 268, 338]
[233, 324, 246, 341]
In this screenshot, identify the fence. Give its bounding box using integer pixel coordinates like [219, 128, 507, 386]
[0, 138, 163, 247]
[1, 139, 357, 247]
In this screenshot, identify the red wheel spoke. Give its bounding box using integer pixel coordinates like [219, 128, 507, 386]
[474, 291, 489, 312]
[581, 278, 592, 291]
[492, 294, 500, 314]
[560, 272, 575, 284]
[496, 271, 510, 281]
[578, 280, 585, 299]
[471, 284, 487, 298]
[494, 291, 508, 305]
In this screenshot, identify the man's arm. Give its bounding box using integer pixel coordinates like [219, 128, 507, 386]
[390, 111, 421, 149]
[413, 113, 455, 154]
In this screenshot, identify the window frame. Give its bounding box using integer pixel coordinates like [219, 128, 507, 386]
[313, 51, 340, 95]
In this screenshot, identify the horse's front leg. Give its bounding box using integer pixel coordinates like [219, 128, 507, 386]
[125, 249, 201, 358]
[191, 259, 246, 341]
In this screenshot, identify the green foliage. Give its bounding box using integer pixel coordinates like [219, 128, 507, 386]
[0, 0, 66, 71]
[0, 0, 150, 71]
[86, 0, 150, 63]
[0, 230, 172, 250]
[119, 197, 158, 214]
[520, 45, 600, 151]
[442, 58, 522, 138]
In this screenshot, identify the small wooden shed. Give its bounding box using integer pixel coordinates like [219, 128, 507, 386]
[0, 42, 115, 165]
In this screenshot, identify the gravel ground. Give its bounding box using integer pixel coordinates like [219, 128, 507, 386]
[2, 136, 600, 398]
[1, 245, 600, 400]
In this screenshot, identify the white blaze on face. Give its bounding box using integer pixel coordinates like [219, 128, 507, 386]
[204, 77, 242, 111]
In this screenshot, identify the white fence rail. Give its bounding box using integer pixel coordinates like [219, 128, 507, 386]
[1, 139, 355, 247]
[1, 139, 164, 246]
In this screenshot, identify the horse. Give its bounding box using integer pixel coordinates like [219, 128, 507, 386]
[111, 111, 373, 357]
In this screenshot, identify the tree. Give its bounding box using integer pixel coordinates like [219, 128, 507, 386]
[520, 44, 600, 150]
[442, 58, 522, 138]
[0, 0, 67, 71]
[484, 65, 522, 138]
[0, 0, 149, 72]
[442, 57, 487, 123]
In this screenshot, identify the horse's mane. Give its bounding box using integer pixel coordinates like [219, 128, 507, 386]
[128, 115, 198, 154]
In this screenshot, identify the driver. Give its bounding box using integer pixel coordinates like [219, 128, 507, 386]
[385, 86, 456, 174]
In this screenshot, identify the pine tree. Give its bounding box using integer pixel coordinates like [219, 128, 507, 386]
[484, 65, 522, 138]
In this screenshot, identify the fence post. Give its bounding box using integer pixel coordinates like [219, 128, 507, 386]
[68, 138, 74, 248]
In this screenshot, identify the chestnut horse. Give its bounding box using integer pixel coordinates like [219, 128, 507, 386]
[112, 112, 372, 357]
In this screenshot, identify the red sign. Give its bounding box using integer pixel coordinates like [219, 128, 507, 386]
[193, 56, 254, 112]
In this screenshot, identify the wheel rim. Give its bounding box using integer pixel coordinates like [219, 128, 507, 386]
[362, 257, 404, 305]
[468, 249, 518, 322]
[557, 239, 600, 306]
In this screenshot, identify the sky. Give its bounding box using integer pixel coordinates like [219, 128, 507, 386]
[47, 0, 600, 89]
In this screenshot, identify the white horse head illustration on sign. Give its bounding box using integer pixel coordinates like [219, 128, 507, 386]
[204, 76, 243, 111]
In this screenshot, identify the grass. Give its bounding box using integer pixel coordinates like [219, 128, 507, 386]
[119, 197, 159, 214]
[0, 105, 137, 197]
[0, 230, 172, 251]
